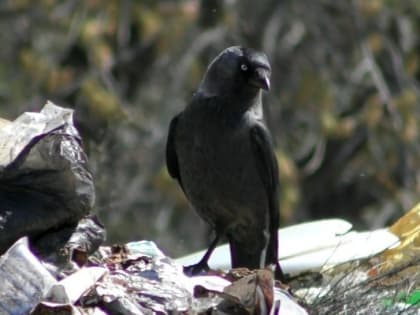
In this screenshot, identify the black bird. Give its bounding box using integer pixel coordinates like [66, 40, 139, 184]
[166, 46, 284, 280]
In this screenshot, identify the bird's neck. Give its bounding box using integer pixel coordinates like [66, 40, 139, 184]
[216, 92, 264, 125]
[230, 90, 263, 117]
[198, 85, 262, 114]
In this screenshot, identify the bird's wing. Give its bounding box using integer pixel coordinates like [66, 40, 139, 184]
[250, 123, 280, 264]
[166, 114, 184, 191]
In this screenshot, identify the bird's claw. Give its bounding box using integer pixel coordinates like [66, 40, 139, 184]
[183, 262, 210, 276]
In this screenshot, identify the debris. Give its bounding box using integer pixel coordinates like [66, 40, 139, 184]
[46, 266, 108, 304]
[0, 235, 307, 314]
[31, 301, 107, 315]
[63, 215, 107, 267]
[0, 237, 56, 315]
[377, 203, 420, 276]
[80, 241, 307, 315]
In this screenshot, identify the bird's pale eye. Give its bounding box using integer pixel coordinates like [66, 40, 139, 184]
[240, 64, 248, 71]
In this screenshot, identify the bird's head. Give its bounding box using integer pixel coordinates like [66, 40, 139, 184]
[198, 46, 271, 98]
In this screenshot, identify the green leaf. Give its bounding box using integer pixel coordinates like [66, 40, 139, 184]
[406, 290, 420, 305]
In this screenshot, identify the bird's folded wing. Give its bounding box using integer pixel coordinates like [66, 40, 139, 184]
[250, 123, 280, 262]
[166, 114, 184, 191]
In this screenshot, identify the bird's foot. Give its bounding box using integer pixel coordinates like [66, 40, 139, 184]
[183, 261, 210, 277]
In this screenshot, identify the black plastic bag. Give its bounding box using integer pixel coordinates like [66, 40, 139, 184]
[0, 102, 99, 255]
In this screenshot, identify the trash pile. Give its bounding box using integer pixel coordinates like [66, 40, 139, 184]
[0, 103, 418, 315]
[1, 236, 309, 315]
[0, 103, 306, 315]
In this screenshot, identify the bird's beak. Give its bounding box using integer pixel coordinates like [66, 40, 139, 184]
[249, 67, 271, 91]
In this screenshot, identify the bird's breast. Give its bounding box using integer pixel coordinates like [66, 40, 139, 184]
[175, 113, 267, 228]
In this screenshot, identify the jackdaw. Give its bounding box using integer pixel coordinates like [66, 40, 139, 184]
[166, 46, 284, 280]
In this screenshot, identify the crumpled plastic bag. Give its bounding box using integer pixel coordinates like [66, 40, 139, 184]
[0, 101, 98, 256]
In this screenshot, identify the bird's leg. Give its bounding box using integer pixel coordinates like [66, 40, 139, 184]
[274, 262, 286, 282]
[184, 233, 220, 276]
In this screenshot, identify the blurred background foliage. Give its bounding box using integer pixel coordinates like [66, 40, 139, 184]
[0, 0, 419, 258]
